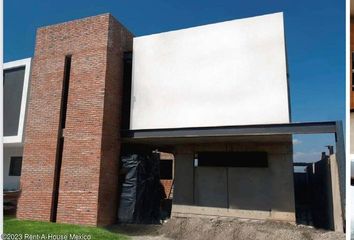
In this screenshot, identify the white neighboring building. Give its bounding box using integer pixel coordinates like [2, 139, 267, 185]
[3, 58, 31, 190]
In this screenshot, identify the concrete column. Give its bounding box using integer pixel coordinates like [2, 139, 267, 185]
[172, 153, 194, 206]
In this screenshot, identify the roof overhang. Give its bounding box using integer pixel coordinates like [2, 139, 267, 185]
[122, 121, 340, 142]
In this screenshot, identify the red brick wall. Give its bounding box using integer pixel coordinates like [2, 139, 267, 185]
[161, 180, 173, 199]
[159, 154, 174, 199]
[17, 14, 133, 226]
[17, 35, 67, 221]
[96, 16, 133, 226]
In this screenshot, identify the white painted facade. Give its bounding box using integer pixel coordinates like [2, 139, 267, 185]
[130, 12, 290, 130]
[3, 58, 31, 145]
[3, 58, 31, 190]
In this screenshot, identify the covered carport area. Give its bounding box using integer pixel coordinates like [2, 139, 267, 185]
[121, 121, 345, 232]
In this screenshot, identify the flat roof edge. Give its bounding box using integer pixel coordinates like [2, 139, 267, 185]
[122, 121, 340, 139]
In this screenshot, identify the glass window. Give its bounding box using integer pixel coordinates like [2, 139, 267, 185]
[9, 156, 23, 176]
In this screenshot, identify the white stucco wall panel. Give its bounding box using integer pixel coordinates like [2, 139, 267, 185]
[131, 12, 289, 129]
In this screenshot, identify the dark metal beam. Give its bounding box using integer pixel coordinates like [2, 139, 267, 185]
[121, 121, 337, 139]
[293, 162, 313, 167]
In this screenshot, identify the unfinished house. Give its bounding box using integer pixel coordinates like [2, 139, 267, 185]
[8, 12, 345, 232]
[129, 12, 294, 222]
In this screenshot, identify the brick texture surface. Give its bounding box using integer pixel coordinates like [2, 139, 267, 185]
[17, 14, 133, 226]
[159, 153, 174, 199]
[161, 180, 173, 199]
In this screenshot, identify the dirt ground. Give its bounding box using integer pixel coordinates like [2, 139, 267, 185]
[109, 217, 345, 240]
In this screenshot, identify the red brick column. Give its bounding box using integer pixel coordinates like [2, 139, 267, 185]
[17, 14, 133, 226]
[17, 48, 67, 222]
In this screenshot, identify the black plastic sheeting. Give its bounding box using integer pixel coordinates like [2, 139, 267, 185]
[118, 153, 166, 224]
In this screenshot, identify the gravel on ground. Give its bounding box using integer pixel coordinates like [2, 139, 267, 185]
[109, 217, 345, 240]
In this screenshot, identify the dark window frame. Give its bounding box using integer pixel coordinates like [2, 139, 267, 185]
[197, 151, 268, 168]
[3, 66, 26, 136]
[160, 160, 173, 179]
[9, 156, 23, 176]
